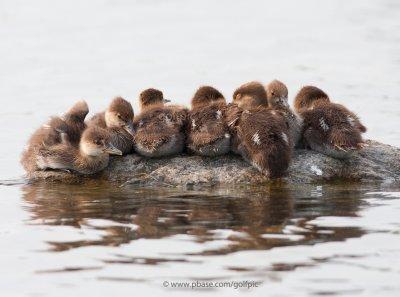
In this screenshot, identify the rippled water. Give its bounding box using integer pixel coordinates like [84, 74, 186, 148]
[1, 0, 400, 296]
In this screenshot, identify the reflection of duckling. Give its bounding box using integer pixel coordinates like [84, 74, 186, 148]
[228, 82, 292, 178]
[21, 100, 89, 173]
[266, 80, 302, 148]
[186, 86, 230, 156]
[87, 97, 134, 155]
[134, 88, 188, 158]
[294, 86, 367, 159]
[34, 126, 122, 175]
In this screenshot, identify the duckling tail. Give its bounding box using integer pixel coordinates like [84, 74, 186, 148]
[329, 126, 363, 151]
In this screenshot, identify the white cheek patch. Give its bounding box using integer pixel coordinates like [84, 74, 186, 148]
[192, 119, 196, 129]
[319, 117, 329, 132]
[216, 110, 222, 119]
[281, 132, 289, 145]
[347, 115, 355, 127]
[224, 133, 230, 139]
[252, 131, 261, 145]
[165, 116, 173, 126]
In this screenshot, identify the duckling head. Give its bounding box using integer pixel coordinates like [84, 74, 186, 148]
[64, 100, 89, 122]
[139, 88, 170, 111]
[80, 127, 122, 157]
[294, 86, 330, 112]
[105, 97, 135, 136]
[191, 86, 225, 108]
[233, 81, 268, 110]
[266, 80, 289, 109]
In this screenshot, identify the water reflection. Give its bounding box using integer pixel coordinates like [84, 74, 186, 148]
[22, 183, 368, 258]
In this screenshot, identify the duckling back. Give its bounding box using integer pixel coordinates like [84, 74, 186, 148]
[237, 108, 292, 178]
[134, 106, 188, 157]
[21, 101, 88, 174]
[187, 101, 230, 156]
[300, 102, 366, 159]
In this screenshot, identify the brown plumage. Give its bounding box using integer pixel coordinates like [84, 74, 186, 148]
[33, 126, 122, 175]
[87, 97, 134, 155]
[294, 86, 367, 159]
[232, 81, 268, 110]
[266, 80, 302, 148]
[186, 86, 231, 156]
[21, 100, 89, 173]
[228, 83, 292, 178]
[134, 88, 188, 157]
[237, 107, 292, 178]
[293, 85, 330, 113]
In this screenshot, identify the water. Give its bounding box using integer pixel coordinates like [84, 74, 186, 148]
[0, 0, 400, 296]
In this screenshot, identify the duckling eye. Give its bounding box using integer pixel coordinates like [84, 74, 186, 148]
[94, 139, 102, 145]
[117, 114, 122, 119]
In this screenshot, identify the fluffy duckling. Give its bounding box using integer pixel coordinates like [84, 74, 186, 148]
[227, 81, 268, 154]
[87, 97, 135, 155]
[294, 86, 367, 159]
[237, 107, 292, 178]
[227, 82, 292, 178]
[133, 88, 188, 158]
[34, 126, 122, 175]
[266, 79, 302, 148]
[186, 86, 230, 156]
[21, 100, 89, 173]
[232, 81, 268, 110]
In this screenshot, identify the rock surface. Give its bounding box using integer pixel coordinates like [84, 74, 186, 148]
[26, 140, 400, 186]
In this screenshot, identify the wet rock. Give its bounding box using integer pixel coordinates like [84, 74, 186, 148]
[26, 140, 400, 186]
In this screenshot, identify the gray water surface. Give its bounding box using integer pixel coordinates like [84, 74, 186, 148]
[0, 0, 400, 296]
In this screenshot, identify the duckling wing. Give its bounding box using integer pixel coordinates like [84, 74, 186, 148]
[36, 144, 77, 171]
[237, 109, 292, 178]
[187, 103, 230, 146]
[301, 103, 364, 151]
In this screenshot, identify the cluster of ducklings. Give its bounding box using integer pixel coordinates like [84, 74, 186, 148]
[21, 80, 367, 178]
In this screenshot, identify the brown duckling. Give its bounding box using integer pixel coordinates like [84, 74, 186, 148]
[186, 86, 231, 156]
[227, 81, 269, 154]
[21, 100, 89, 173]
[228, 82, 292, 178]
[34, 126, 122, 175]
[294, 86, 367, 159]
[133, 88, 188, 158]
[87, 97, 134, 155]
[266, 79, 302, 148]
[232, 81, 268, 110]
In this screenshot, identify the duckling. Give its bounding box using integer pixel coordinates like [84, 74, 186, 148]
[34, 126, 122, 175]
[294, 86, 367, 159]
[236, 107, 292, 178]
[186, 86, 230, 156]
[133, 88, 188, 158]
[265, 79, 302, 148]
[228, 82, 292, 178]
[227, 81, 269, 155]
[21, 100, 89, 173]
[87, 97, 134, 154]
[232, 81, 268, 110]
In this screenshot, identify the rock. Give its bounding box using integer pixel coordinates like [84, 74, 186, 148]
[26, 140, 400, 186]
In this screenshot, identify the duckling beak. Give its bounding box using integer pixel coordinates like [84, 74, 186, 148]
[280, 97, 289, 107]
[104, 144, 122, 155]
[123, 122, 135, 137]
[163, 99, 171, 103]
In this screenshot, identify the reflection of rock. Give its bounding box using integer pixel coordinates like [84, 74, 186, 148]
[26, 140, 400, 186]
